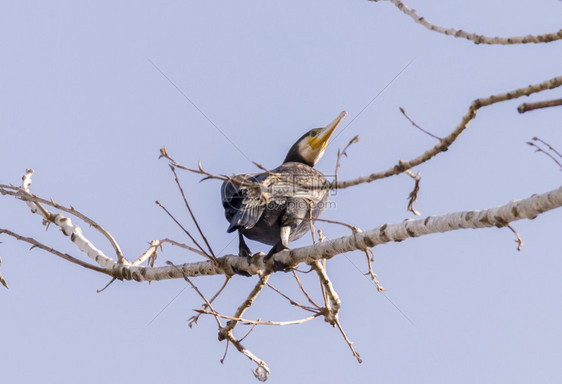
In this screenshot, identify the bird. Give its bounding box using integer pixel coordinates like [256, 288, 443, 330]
[221, 111, 347, 266]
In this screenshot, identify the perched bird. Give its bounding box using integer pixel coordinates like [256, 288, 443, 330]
[221, 111, 347, 263]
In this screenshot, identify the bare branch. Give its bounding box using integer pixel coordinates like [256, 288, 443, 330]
[9, 170, 122, 271]
[507, 225, 524, 251]
[195, 309, 320, 326]
[518, 98, 562, 113]
[306, 216, 361, 232]
[238, 321, 259, 343]
[290, 271, 323, 310]
[364, 248, 385, 292]
[96, 277, 117, 293]
[334, 135, 360, 187]
[219, 272, 272, 336]
[532, 137, 562, 160]
[189, 276, 231, 327]
[168, 260, 271, 377]
[404, 168, 422, 216]
[311, 261, 341, 323]
[155, 201, 214, 262]
[527, 140, 562, 170]
[0, 228, 111, 275]
[334, 319, 362, 364]
[0, 183, 125, 263]
[311, 260, 362, 363]
[167, 261, 223, 329]
[214, 272, 272, 381]
[336, 75, 562, 189]
[227, 334, 270, 382]
[399, 107, 442, 140]
[266, 281, 320, 313]
[370, 0, 562, 45]
[160, 147, 229, 182]
[169, 166, 217, 261]
[274, 185, 562, 269]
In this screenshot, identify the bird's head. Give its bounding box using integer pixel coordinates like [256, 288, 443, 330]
[284, 111, 348, 167]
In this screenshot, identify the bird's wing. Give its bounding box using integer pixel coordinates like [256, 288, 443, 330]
[221, 165, 327, 233]
[221, 173, 268, 233]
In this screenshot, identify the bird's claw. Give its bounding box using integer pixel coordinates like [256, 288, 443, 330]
[231, 255, 252, 277]
[264, 246, 294, 272]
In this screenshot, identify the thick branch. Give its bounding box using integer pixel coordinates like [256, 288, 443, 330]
[371, 0, 562, 45]
[518, 98, 562, 113]
[104, 185, 562, 281]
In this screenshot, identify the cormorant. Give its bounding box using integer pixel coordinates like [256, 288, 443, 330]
[221, 111, 347, 263]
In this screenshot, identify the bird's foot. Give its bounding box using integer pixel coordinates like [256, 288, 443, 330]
[264, 245, 293, 272]
[231, 254, 252, 277]
[239, 243, 252, 259]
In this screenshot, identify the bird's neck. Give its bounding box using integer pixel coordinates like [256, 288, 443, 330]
[283, 141, 317, 167]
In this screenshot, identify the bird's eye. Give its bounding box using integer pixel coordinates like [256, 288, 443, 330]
[310, 130, 317, 137]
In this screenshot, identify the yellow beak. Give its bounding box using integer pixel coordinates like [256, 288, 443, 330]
[309, 110, 348, 151]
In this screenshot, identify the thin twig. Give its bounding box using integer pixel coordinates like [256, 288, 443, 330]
[169, 166, 217, 261]
[166, 261, 223, 329]
[399, 107, 442, 140]
[155, 201, 213, 261]
[334, 319, 362, 363]
[266, 282, 319, 313]
[307, 216, 360, 232]
[195, 309, 320, 326]
[238, 321, 260, 342]
[518, 98, 562, 113]
[0, 228, 112, 275]
[220, 340, 230, 364]
[533, 137, 562, 159]
[364, 248, 386, 292]
[189, 276, 231, 327]
[97, 277, 117, 293]
[527, 141, 562, 170]
[507, 224, 524, 251]
[404, 167, 422, 216]
[310, 260, 361, 362]
[160, 147, 229, 182]
[290, 271, 323, 310]
[225, 333, 270, 382]
[252, 161, 272, 173]
[133, 238, 208, 266]
[334, 135, 360, 187]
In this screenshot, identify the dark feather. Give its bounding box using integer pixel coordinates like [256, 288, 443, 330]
[221, 162, 329, 245]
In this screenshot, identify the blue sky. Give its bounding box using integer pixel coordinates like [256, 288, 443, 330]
[1, 1, 561, 383]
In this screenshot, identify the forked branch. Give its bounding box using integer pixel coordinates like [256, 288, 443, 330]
[336, 75, 562, 189]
